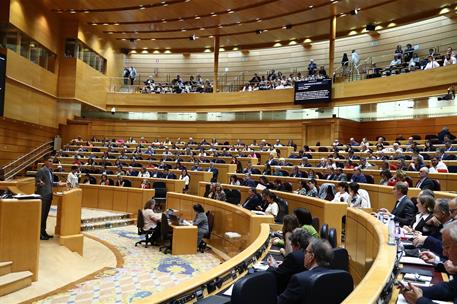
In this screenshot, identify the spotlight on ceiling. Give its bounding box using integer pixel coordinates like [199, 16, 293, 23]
[189, 34, 199, 40]
[351, 8, 360, 15]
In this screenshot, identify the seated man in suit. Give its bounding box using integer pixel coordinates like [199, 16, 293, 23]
[150, 167, 163, 178]
[268, 229, 310, 294]
[402, 221, 457, 303]
[416, 167, 435, 191]
[163, 167, 177, 179]
[241, 187, 261, 210]
[379, 182, 416, 226]
[277, 238, 335, 304]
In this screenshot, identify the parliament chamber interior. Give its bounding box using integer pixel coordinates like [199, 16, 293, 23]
[1, 0, 457, 303]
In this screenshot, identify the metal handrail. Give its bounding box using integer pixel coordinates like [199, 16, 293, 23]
[1, 140, 53, 180]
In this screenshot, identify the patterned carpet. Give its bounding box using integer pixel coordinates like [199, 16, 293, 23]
[36, 226, 222, 304]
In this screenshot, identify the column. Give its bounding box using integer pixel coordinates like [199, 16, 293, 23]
[329, 15, 337, 78]
[213, 35, 220, 93]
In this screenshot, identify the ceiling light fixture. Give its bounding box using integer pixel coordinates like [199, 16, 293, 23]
[195, 16, 200, 19]
[139, 5, 146, 10]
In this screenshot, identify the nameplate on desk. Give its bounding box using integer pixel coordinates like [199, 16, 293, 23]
[12, 194, 41, 200]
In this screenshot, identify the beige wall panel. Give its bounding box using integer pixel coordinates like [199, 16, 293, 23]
[4, 80, 58, 128]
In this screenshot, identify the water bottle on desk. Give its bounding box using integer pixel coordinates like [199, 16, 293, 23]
[387, 218, 396, 246]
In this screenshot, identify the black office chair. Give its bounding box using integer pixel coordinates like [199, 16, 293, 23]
[301, 269, 353, 304]
[411, 135, 421, 140]
[231, 271, 277, 304]
[153, 181, 167, 209]
[159, 213, 172, 254]
[223, 188, 232, 202]
[251, 168, 261, 174]
[328, 228, 337, 248]
[200, 211, 215, 252]
[365, 175, 375, 184]
[312, 217, 320, 232]
[331, 248, 349, 271]
[276, 198, 289, 224]
[448, 166, 457, 173]
[432, 179, 441, 191]
[227, 189, 241, 205]
[135, 209, 154, 248]
[320, 223, 329, 240]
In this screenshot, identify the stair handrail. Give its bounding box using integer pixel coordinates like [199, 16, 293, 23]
[1, 140, 53, 181]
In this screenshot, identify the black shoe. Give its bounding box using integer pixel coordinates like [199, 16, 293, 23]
[44, 233, 53, 238]
[40, 234, 50, 240]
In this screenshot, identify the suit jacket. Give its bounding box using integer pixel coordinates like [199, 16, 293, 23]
[416, 177, 435, 191]
[208, 167, 218, 182]
[35, 166, 55, 200]
[391, 196, 416, 226]
[242, 195, 261, 210]
[423, 236, 444, 258]
[413, 214, 434, 235]
[418, 278, 457, 304]
[277, 266, 330, 304]
[268, 250, 305, 294]
[244, 179, 257, 188]
[151, 171, 164, 178]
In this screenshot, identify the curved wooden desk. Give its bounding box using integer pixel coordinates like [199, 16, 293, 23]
[197, 181, 347, 246]
[342, 208, 397, 303]
[165, 192, 274, 256]
[78, 184, 155, 215]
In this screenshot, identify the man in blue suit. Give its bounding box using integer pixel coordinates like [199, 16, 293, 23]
[277, 239, 334, 304]
[402, 221, 457, 303]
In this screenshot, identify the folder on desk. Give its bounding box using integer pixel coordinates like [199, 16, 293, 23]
[399, 256, 432, 266]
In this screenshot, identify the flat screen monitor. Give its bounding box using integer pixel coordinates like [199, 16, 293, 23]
[294, 78, 332, 104]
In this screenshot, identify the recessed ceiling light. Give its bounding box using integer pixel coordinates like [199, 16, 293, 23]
[195, 16, 200, 19]
[91, 23, 97, 26]
[162, 20, 167, 23]
[139, 5, 146, 10]
[218, 25, 223, 28]
[308, 5, 314, 9]
[208, 35, 214, 38]
[103, 23, 109, 25]
[153, 50, 160, 54]
[150, 38, 156, 40]
[83, 10, 90, 14]
[114, 22, 120, 25]
[130, 50, 137, 54]
[348, 30, 358, 35]
[184, 0, 191, 2]
[107, 32, 113, 34]
[288, 41, 297, 45]
[219, 47, 225, 52]
[273, 43, 282, 47]
[204, 49, 211, 53]
[211, 13, 217, 17]
[229, 10, 235, 14]
[181, 29, 187, 32]
[200, 27, 205, 30]
[164, 50, 172, 53]
[232, 47, 239, 51]
[256, 18, 262, 22]
[179, 18, 184, 22]
[439, 7, 450, 14]
[121, 38, 126, 40]
[69, 9, 76, 14]
[387, 22, 396, 27]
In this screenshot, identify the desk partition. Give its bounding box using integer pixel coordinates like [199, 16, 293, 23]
[166, 192, 274, 257]
[78, 184, 155, 215]
[342, 208, 397, 303]
[0, 177, 35, 194]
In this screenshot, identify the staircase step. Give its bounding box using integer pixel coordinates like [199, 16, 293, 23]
[81, 218, 135, 231]
[0, 271, 33, 296]
[0, 262, 12, 276]
[80, 212, 133, 225]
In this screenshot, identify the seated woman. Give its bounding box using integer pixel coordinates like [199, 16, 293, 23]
[208, 183, 226, 201]
[272, 214, 300, 256]
[142, 199, 162, 244]
[379, 169, 393, 186]
[229, 174, 241, 186]
[348, 182, 369, 208]
[404, 194, 435, 235]
[293, 208, 319, 238]
[264, 191, 279, 219]
[140, 179, 151, 189]
[193, 204, 209, 250]
[332, 181, 350, 203]
[296, 180, 308, 196]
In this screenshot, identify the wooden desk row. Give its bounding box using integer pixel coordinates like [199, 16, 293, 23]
[245, 165, 457, 192]
[61, 151, 258, 170]
[40, 163, 212, 195]
[49, 158, 237, 185]
[275, 157, 457, 169]
[224, 174, 457, 212]
[29, 171, 185, 194]
[198, 181, 348, 247]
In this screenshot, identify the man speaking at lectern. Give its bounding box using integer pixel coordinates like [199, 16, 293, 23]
[35, 158, 65, 240]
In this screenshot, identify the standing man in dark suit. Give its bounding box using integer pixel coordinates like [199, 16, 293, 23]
[35, 158, 65, 240]
[416, 167, 435, 191]
[379, 182, 416, 226]
[402, 221, 457, 303]
[277, 238, 335, 304]
[268, 229, 310, 294]
[241, 187, 261, 210]
[207, 161, 218, 182]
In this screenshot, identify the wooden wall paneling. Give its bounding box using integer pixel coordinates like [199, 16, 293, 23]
[59, 120, 91, 145]
[81, 185, 98, 208]
[113, 188, 128, 212]
[74, 60, 108, 109]
[98, 187, 114, 210]
[126, 190, 143, 215]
